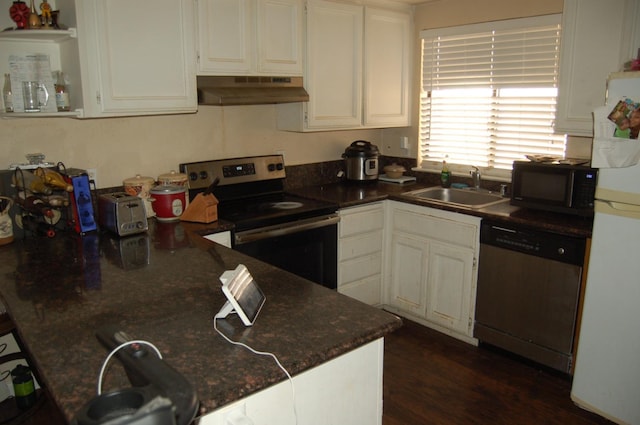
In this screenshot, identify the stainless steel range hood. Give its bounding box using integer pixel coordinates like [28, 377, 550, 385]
[197, 76, 309, 105]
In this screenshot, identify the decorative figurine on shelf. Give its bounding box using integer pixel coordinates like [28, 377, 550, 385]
[50, 9, 59, 28]
[39, 0, 51, 28]
[9, 1, 30, 29]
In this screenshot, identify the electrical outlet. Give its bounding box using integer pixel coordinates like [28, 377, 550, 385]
[86, 168, 98, 187]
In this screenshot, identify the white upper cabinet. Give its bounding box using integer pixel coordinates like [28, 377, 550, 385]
[0, 0, 197, 118]
[197, 0, 303, 75]
[76, 0, 197, 117]
[257, 0, 304, 74]
[556, 0, 640, 136]
[304, 0, 363, 128]
[276, 0, 411, 131]
[363, 7, 411, 127]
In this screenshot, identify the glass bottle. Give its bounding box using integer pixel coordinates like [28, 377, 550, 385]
[55, 71, 70, 112]
[28, 0, 40, 28]
[12, 170, 53, 195]
[34, 168, 73, 192]
[3, 73, 13, 113]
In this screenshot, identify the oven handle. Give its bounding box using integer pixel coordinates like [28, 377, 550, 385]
[234, 214, 340, 245]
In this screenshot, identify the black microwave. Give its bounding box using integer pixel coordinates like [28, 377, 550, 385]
[511, 160, 598, 216]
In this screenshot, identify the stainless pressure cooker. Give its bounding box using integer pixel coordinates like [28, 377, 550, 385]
[342, 140, 379, 181]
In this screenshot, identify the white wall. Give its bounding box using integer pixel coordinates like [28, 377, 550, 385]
[0, 105, 383, 188]
[2, 0, 594, 191]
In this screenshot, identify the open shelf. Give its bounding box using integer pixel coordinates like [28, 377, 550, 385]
[1, 110, 82, 118]
[0, 28, 76, 42]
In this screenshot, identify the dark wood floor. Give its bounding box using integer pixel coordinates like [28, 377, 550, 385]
[382, 318, 613, 425]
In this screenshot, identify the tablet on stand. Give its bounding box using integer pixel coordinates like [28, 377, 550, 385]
[214, 264, 266, 326]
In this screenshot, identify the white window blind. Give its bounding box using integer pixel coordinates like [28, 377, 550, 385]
[419, 15, 566, 178]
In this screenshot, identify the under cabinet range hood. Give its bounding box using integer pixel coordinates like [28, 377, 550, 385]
[196, 76, 309, 105]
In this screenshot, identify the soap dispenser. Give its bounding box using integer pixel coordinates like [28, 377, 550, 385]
[440, 156, 451, 188]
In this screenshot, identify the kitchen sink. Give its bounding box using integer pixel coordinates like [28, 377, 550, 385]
[404, 186, 510, 209]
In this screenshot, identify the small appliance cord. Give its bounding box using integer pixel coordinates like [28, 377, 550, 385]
[96, 340, 163, 395]
[213, 317, 298, 425]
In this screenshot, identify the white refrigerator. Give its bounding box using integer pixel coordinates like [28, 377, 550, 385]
[571, 72, 640, 425]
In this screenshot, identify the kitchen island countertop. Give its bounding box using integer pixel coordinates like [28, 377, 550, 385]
[0, 220, 401, 423]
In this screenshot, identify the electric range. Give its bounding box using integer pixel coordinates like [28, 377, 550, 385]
[179, 155, 339, 289]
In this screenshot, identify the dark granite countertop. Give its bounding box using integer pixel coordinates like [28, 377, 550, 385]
[288, 181, 593, 238]
[0, 220, 401, 423]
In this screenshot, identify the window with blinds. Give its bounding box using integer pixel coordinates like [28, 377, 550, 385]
[419, 15, 566, 179]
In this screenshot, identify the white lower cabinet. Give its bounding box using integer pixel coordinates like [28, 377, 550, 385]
[384, 201, 480, 344]
[199, 338, 384, 425]
[337, 202, 384, 306]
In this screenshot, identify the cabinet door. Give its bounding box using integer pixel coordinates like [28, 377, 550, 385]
[198, 0, 253, 74]
[425, 241, 475, 336]
[556, 0, 640, 136]
[83, 0, 197, 115]
[256, 0, 303, 75]
[364, 7, 411, 127]
[387, 233, 428, 317]
[305, 0, 362, 129]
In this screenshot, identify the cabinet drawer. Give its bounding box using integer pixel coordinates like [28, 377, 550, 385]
[339, 252, 382, 284]
[339, 204, 384, 237]
[339, 230, 383, 261]
[338, 274, 382, 306]
[392, 209, 477, 249]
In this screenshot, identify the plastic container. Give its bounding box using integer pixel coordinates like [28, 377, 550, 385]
[157, 170, 188, 187]
[11, 364, 36, 409]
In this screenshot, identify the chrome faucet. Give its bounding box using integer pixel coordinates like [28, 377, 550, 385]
[470, 166, 481, 189]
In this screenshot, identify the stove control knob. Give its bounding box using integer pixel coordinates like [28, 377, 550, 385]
[189, 172, 198, 181]
[276, 163, 284, 170]
[199, 171, 209, 180]
[268, 163, 276, 172]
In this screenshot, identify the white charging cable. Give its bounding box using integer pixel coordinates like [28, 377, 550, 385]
[96, 340, 163, 395]
[213, 318, 298, 425]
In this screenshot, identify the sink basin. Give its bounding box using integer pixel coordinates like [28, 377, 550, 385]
[405, 187, 509, 209]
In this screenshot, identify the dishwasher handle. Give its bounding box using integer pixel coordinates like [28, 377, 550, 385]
[235, 214, 340, 245]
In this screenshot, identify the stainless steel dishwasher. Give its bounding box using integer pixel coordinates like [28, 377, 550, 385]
[474, 220, 586, 374]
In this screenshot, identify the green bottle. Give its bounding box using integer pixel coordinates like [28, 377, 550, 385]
[440, 158, 451, 188]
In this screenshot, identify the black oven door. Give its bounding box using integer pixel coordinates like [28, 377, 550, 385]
[233, 214, 339, 290]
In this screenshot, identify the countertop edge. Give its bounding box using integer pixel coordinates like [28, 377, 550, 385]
[288, 182, 593, 238]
